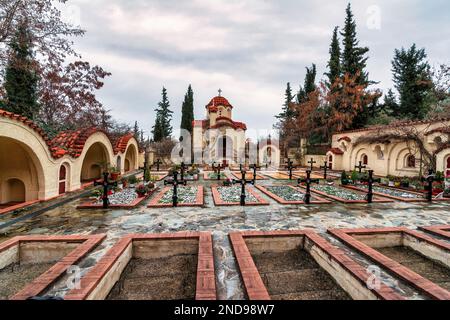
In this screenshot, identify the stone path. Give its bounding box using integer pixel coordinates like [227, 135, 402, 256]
[0, 176, 449, 299]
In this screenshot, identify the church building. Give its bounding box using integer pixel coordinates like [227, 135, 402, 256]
[192, 92, 247, 166]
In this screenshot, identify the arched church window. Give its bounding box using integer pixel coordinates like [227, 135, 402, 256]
[362, 154, 368, 165]
[406, 155, 416, 168]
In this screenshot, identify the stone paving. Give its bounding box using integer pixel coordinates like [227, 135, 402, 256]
[0, 171, 449, 300]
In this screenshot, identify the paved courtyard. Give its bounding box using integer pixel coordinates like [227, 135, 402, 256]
[0, 171, 449, 300]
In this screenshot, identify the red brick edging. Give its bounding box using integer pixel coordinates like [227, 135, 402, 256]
[418, 225, 450, 240]
[211, 186, 269, 206]
[77, 188, 158, 209]
[147, 186, 204, 208]
[64, 232, 217, 300]
[255, 185, 331, 205]
[229, 230, 402, 300]
[299, 185, 393, 204]
[328, 227, 450, 300]
[0, 234, 106, 300]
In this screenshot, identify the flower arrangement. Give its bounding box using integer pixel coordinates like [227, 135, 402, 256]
[135, 184, 148, 197]
[223, 178, 233, 186]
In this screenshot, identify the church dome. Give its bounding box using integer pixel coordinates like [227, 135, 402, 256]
[206, 96, 233, 110]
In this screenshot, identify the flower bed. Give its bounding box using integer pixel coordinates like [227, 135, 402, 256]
[255, 185, 331, 204]
[351, 184, 425, 202]
[77, 187, 157, 209]
[305, 184, 392, 203]
[148, 186, 204, 207]
[211, 185, 269, 206]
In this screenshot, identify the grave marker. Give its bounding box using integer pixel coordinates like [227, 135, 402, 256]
[422, 169, 436, 202]
[94, 172, 118, 209]
[298, 170, 319, 204]
[232, 170, 255, 206]
[360, 170, 381, 203]
[164, 170, 187, 207]
[320, 161, 329, 180]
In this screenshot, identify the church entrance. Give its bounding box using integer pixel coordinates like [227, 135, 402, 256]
[446, 156, 450, 178]
[59, 165, 67, 194]
[218, 136, 233, 167]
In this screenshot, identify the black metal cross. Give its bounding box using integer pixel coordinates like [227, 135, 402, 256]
[94, 172, 118, 209]
[212, 161, 224, 180]
[153, 158, 163, 172]
[360, 170, 381, 203]
[308, 158, 317, 171]
[232, 170, 255, 206]
[355, 161, 366, 173]
[319, 161, 328, 180]
[179, 161, 188, 183]
[421, 169, 436, 202]
[298, 170, 319, 204]
[249, 164, 261, 184]
[164, 170, 187, 207]
[286, 159, 295, 180]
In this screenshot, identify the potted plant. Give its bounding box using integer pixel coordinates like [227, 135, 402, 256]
[223, 178, 232, 186]
[109, 166, 121, 181]
[401, 177, 410, 188]
[393, 177, 401, 188]
[341, 171, 349, 185]
[444, 186, 450, 198]
[135, 184, 148, 197]
[128, 175, 139, 187]
[121, 177, 129, 188]
[351, 170, 359, 184]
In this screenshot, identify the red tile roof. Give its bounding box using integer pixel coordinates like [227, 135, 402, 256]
[50, 127, 111, 158]
[210, 117, 247, 130]
[206, 96, 233, 111]
[113, 133, 134, 154]
[328, 147, 344, 155]
[0, 109, 57, 156]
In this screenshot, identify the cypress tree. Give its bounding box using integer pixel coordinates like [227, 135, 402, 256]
[180, 85, 194, 134]
[152, 114, 163, 142]
[383, 89, 398, 116]
[4, 21, 39, 119]
[391, 44, 432, 120]
[340, 3, 369, 85]
[325, 27, 341, 89]
[133, 121, 140, 141]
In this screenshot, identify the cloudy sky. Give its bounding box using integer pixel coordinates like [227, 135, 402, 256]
[63, 0, 449, 138]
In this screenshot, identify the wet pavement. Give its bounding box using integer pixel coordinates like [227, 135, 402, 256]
[0, 171, 449, 300]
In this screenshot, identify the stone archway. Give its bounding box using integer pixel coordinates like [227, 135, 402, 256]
[0, 137, 44, 205]
[124, 144, 138, 173]
[58, 163, 71, 194]
[80, 142, 109, 182]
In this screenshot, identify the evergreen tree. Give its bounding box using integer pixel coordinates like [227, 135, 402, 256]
[297, 64, 317, 104]
[152, 87, 173, 141]
[391, 44, 432, 120]
[325, 27, 341, 89]
[133, 121, 140, 142]
[383, 89, 398, 116]
[152, 114, 163, 142]
[340, 3, 369, 85]
[276, 82, 294, 120]
[180, 84, 194, 134]
[4, 21, 39, 119]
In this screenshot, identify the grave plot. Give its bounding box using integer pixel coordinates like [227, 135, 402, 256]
[77, 186, 158, 209]
[203, 171, 229, 180]
[292, 171, 324, 180]
[345, 184, 428, 202]
[380, 185, 450, 202]
[229, 230, 401, 300]
[149, 172, 169, 181]
[65, 232, 216, 300]
[419, 225, 450, 240]
[303, 184, 393, 203]
[147, 186, 204, 207]
[0, 234, 105, 300]
[262, 172, 293, 180]
[255, 185, 331, 205]
[329, 227, 450, 300]
[211, 186, 269, 206]
[231, 172, 266, 180]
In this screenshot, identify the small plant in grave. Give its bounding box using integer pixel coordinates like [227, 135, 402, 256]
[223, 178, 233, 186]
[341, 171, 350, 185]
[91, 189, 103, 199]
[121, 177, 129, 188]
[401, 177, 410, 188]
[128, 175, 139, 186]
[351, 170, 360, 184]
[135, 184, 148, 197]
